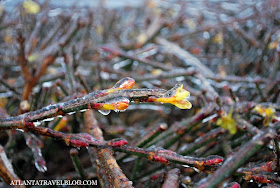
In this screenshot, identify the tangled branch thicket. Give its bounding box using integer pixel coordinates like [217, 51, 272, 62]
[0, 0, 280, 187]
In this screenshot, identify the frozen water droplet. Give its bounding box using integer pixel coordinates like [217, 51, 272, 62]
[42, 81, 53, 88]
[42, 117, 55, 122]
[16, 129, 24, 132]
[98, 110, 111, 115]
[33, 122, 41, 126]
[67, 112, 76, 115]
[192, 167, 200, 173]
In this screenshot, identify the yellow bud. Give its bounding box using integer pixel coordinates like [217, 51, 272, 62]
[216, 108, 237, 134]
[0, 98, 7, 108]
[213, 32, 223, 44]
[156, 85, 192, 109]
[28, 53, 39, 63]
[254, 105, 276, 126]
[23, 0, 40, 14]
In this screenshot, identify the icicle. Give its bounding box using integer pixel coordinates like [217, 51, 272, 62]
[35, 160, 47, 173]
[98, 110, 111, 115]
[26, 135, 47, 173]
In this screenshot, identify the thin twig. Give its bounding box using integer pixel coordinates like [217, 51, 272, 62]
[196, 128, 276, 188]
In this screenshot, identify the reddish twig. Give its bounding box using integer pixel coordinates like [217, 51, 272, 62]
[0, 145, 25, 188]
[0, 78, 191, 129]
[101, 46, 172, 71]
[24, 122, 128, 148]
[84, 110, 133, 188]
[115, 145, 223, 169]
[162, 168, 180, 188]
[196, 128, 276, 188]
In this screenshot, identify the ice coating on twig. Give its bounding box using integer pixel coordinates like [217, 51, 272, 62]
[0, 77, 192, 128]
[156, 83, 192, 109]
